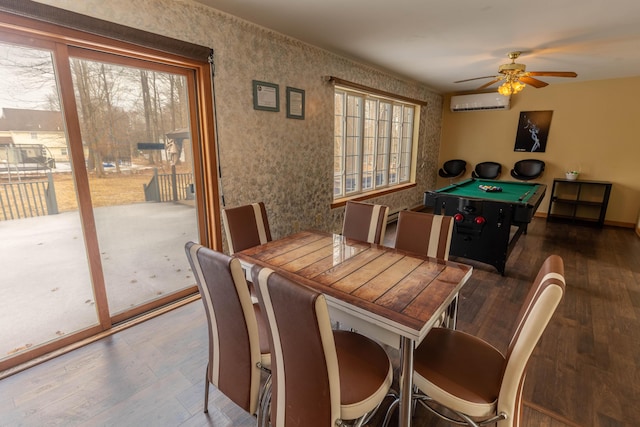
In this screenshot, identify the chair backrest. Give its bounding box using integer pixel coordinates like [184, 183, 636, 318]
[438, 159, 467, 178]
[253, 266, 341, 427]
[394, 210, 454, 260]
[184, 242, 264, 414]
[510, 159, 545, 180]
[472, 161, 502, 179]
[222, 202, 272, 254]
[342, 200, 389, 244]
[498, 254, 565, 426]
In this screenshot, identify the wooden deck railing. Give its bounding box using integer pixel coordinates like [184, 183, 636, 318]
[0, 173, 58, 221]
[143, 166, 194, 202]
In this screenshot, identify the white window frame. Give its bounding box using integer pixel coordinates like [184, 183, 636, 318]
[333, 85, 417, 199]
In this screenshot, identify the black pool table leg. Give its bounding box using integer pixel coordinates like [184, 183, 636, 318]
[496, 260, 506, 276]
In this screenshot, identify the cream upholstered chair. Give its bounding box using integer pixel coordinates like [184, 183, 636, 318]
[222, 202, 272, 254]
[253, 266, 393, 427]
[184, 242, 271, 416]
[393, 210, 456, 327]
[411, 255, 565, 427]
[342, 200, 389, 245]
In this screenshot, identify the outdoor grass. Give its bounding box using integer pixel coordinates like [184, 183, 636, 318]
[53, 164, 190, 212]
[53, 169, 154, 211]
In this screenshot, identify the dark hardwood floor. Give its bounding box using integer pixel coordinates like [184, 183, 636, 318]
[1, 218, 638, 426]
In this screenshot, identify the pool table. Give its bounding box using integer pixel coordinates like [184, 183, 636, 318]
[424, 178, 546, 274]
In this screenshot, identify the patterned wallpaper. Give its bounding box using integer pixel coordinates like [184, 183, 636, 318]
[38, 0, 443, 248]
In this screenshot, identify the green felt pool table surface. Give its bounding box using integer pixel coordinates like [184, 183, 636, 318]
[433, 178, 543, 204]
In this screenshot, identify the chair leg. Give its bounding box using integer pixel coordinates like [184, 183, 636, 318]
[357, 395, 393, 427]
[413, 393, 506, 427]
[381, 395, 400, 427]
[414, 395, 477, 426]
[203, 365, 210, 414]
[257, 374, 272, 427]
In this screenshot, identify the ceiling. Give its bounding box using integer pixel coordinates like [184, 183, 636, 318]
[191, 0, 640, 94]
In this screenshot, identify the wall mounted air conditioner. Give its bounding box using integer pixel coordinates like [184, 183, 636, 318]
[450, 93, 510, 112]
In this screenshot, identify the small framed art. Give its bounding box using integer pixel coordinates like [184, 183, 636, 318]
[286, 87, 305, 119]
[253, 80, 279, 112]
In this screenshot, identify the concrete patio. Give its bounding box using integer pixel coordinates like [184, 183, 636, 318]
[0, 201, 198, 359]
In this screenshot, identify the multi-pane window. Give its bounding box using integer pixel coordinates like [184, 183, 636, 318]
[334, 87, 416, 198]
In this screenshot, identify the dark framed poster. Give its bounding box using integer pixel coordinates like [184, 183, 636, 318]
[514, 110, 553, 152]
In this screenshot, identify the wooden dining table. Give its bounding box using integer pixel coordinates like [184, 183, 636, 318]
[236, 230, 473, 427]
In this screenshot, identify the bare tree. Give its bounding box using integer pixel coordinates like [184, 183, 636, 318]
[1, 42, 192, 176]
[0, 44, 57, 110]
[72, 59, 105, 177]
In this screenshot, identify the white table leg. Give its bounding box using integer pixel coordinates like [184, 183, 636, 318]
[398, 336, 414, 427]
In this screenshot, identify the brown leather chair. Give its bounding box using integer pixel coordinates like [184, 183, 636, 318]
[184, 242, 271, 416]
[253, 265, 393, 427]
[342, 200, 389, 244]
[394, 210, 454, 260]
[222, 202, 272, 254]
[410, 255, 565, 427]
[393, 210, 456, 327]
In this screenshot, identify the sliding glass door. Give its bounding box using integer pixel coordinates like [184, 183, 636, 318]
[0, 16, 216, 371]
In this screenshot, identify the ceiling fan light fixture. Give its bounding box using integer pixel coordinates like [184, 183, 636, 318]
[497, 83, 511, 96]
[456, 51, 576, 92]
[498, 80, 525, 96]
[513, 80, 525, 92]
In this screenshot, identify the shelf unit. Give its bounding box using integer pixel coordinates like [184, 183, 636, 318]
[547, 178, 612, 227]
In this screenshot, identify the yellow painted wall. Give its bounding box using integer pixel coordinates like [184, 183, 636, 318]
[440, 76, 640, 227]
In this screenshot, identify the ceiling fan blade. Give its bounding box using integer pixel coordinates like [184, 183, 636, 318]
[528, 71, 577, 78]
[454, 75, 498, 83]
[476, 78, 502, 90]
[519, 76, 548, 88]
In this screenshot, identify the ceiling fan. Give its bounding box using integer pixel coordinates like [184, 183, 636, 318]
[455, 51, 577, 95]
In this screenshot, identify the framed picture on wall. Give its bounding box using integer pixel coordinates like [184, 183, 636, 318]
[286, 87, 305, 119]
[514, 110, 553, 152]
[253, 80, 279, 112]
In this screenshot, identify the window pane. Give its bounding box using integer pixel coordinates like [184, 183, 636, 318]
[334, 93, 345, 197]
[70, 57, 198, 316]
[375, 102, 391, 186]
[344, 94, 361, 194]
[0, 42, 97, 361]
[362, 99, 376, 190]
[389, 105, 404, 185]
[400, 107, 414, 181]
